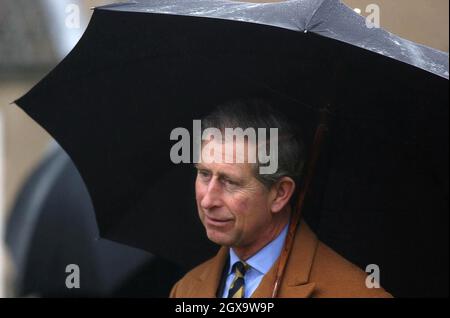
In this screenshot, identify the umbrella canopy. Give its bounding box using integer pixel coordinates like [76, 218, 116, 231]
[14, 0, 448, 296]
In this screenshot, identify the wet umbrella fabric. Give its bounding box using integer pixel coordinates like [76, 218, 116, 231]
[14, 0, 448, 296]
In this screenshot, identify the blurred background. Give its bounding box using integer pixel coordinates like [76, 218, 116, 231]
[0, 0, 448, 297]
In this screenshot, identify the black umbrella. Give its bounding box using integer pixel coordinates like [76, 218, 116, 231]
[14, 0, 448, 297]
[5, 144, 182, 297]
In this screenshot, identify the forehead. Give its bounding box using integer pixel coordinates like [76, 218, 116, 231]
[199, 137, 258, 164]
[197, 139, 256, 177]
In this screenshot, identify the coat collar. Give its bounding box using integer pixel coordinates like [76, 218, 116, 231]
[189, 219, 319, 298]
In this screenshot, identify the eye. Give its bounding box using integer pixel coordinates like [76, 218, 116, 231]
[197, 170, 211, 179]
[222, 178, 238, 187]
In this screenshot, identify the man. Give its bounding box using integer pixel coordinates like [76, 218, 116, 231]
[170, 98, 392, 298]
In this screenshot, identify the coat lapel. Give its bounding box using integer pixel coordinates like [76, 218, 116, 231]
[252, 220, 319, 298]
[187, 246, 229, 298]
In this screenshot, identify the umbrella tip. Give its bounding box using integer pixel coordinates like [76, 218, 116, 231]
[9, 99, 18, 106]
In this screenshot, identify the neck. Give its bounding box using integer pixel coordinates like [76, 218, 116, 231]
[233, 208, 291, 261]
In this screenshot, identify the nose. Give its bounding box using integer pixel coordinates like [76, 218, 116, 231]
[200, 177, 222, 210]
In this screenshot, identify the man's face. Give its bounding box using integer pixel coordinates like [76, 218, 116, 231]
[195, 139, 274, 248]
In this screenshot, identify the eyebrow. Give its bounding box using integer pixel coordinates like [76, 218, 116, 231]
[194, 164, 242, 183]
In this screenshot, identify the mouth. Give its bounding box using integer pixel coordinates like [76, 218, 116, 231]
[204, 215, 233, 227]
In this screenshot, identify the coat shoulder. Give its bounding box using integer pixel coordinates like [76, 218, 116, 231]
[169, 257, 216, 298]
[310, 242, 393, 298]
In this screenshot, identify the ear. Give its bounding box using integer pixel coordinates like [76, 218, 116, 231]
[269, 176, 296, 213]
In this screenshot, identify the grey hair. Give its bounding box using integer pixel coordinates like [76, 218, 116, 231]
[201, 97, 306, 190]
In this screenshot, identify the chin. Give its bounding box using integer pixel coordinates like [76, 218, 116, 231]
[206, 229, 234, 246]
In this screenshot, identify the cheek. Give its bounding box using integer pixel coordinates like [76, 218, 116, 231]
[234, 197, 249, 213]
[226, 194, 250, 220]
[234, 190, 270, 221]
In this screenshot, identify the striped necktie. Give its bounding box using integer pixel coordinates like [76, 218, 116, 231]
[227, 261, 250, 298]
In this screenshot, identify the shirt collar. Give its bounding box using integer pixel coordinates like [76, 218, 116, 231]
[228, 222, 289, 275]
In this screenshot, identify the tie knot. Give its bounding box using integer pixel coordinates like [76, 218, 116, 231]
[233, 261, 249, 277]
